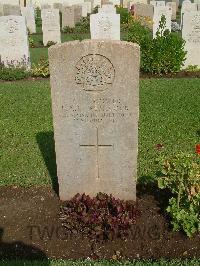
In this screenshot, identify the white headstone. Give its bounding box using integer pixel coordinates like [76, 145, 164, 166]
[182, 11, 200, 68]
[0, 16, 30, 69]
[153, 6, 172, 38]
[99, 4, 116, 13]
[41, 8, 61, 46]
[78, 2, 88, 17]
[85, 1, 92, 13]
[166, 2, 176, 20]
[90, 12, 120, 40]
[157, 1, 165, 6]
[21, 6, 36, 33]
[181, 2, 197, 27]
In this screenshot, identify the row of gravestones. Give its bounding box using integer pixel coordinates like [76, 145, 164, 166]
[0, 1, 199, 68]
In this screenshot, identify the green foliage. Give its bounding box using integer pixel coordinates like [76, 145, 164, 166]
[185, 65, 200, 72]
[62, 26, 75, 34]
[116, 7, 130, 25]
[28, 36, 35, 48]
[35, 7, 42, 28]
[75, 17, 90, 33]
[91, 5, 99, 14]
[63, 17, 90, 34]
[0, 63, 30, 81]
[46, 41, 56, 47]
[157, 153, 200, 237]
[31, 57, 49, 77]
[127, 16, 186, 74]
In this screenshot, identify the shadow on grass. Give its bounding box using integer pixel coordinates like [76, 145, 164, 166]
[0, 227, 49, 262]
[36, 131, 59, 195]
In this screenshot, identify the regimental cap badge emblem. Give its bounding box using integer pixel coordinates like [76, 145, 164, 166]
[75, 54, 115, 92]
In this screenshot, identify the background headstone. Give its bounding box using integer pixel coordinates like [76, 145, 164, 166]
[41, 8, 61, 46]
[99, 4, 116, 13]
[62, 5, 75, 28]
[182, 11, 200, 68]
[166, 2, 176, 20]
[49, 40, 140, 201]
[3, 4, 21, 15]
[0, 3, 3, 16]
[74, 5, 82, 23]
[181, 2, 197, 27]
[21, 6, 36, 33]
[0, 16, 30, 68]
[153, 6, 172, 38]
[134, 3, 154, 18]
[90, 12, 120, 40]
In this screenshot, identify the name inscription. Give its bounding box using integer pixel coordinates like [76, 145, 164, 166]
[61, 97, 133, 124]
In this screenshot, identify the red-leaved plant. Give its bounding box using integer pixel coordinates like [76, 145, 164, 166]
[196, 144, 200, 155]
[60, 193, 140, 240]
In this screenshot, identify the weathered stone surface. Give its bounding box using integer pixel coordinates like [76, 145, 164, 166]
[90, 12, 120, 40]
[0, 0, 20, 5]
[0, 4, 3, 16]
[41, 4, 52, 9]
[182, 11, 200, 68]
[53, 3, 63, 11]
[74, 5, 82, 23]
[49, 40, 140, 201]
[181, 2, 197, 26]
[3, 4, 21, 15]
[21, 6, 36, 33]
[62, 5, 75, 28]
[99, 4, 116, 13]
[134, 3, 154, 18]
[41, 8, 61, 46]
[166, 2, 176, 20]
[0, 15, 30, 68]
[78, 2, 88, 17]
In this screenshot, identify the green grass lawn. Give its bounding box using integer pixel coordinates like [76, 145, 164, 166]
[1, 78, 200, 187]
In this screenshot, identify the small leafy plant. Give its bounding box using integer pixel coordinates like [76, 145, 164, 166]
[157, 152, 200, 237]
[28, 36, 35, 48]
[46, 41, 57, 47]
[31, 57, 49, 77]
[60, 193, 139, 240]
[185, 65, 200, 72]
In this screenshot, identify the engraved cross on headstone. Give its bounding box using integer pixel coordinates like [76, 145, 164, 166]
[80, 127, 113, 179]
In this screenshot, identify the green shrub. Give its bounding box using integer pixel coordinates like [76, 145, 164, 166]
[62, 26, 75, 34]
[157, 153, 200, 237]
[75, 17, 90, 33]
[127, 16, 186, 74]
[31, 57, 49, 78]
[63, 17, 90, 34]
[0, 63, 30, 81]
[116, 6, 130, 25]
[28, 36, 35, 48]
